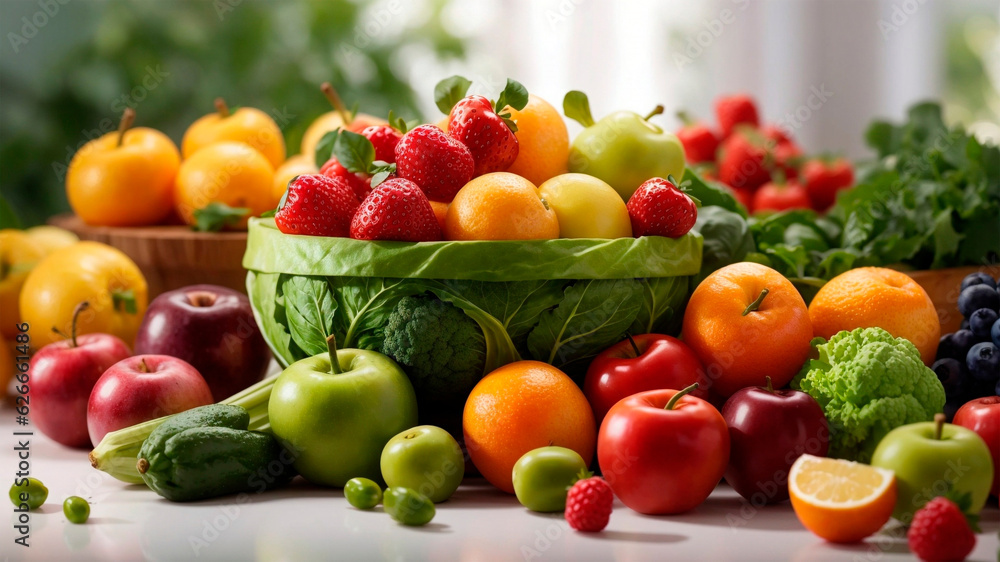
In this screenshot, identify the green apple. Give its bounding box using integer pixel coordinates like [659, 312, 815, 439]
[564, 90, 686, 201]
[537, 174, 632, 239]
[268, 334, 417, 487]
[512, 446, 587, 512]
[380, 425, 464, 503]
[871, 414, 993, 523]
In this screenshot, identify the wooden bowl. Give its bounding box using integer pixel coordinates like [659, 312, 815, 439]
[907, 265, 992, 334]
[49, 214, 248, 299]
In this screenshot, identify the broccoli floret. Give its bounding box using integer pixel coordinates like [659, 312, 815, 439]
[381, 295, 486, 409]
[792, 327, 946, 463]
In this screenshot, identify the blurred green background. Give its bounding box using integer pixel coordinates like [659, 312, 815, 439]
[1, 0, 466, 227]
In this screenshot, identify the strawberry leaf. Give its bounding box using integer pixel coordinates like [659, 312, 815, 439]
[563, 90, 595, 128]
[192, 202, 249, 232]
[111, 289, 138, 315]
[370, 163, 396, 188]
[314, 129, 340, 168]
[434, 75, 472, 114]
[387, 110, 417, 134]
[494, 78, 529, 114]
[260, 209, 277, 218]
[332, 130, 376, 174]
[942, 488, 981, 532]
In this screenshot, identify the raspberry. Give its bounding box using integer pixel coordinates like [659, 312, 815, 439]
[564, 476, 613, 533]
[907, 496, 976, 562]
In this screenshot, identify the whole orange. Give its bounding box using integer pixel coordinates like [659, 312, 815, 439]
[681, 262, 813, 398]
[504, 95, 569, 185]
[428, 200, 449, 231]
[174, 142, 276, 230]
[809, 267, 940, 365]
[444, 173, 559, 241]
[463, 361, 596, 493]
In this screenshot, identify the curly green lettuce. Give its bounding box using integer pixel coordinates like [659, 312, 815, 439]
[791, 327, 946, 462]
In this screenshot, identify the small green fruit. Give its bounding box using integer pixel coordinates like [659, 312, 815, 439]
[9, 478, 48, 510]
[383, 487, 435, 526]
[63, 496, 90, 524]
[344, 477, 382, 510]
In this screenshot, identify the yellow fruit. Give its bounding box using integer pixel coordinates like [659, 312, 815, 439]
[0, 230, 46, 339]
[0, 337, 13, 398]
[174, 142, 276, 230]
[537, 174, 632, 238]
[504, 95, 570, 185]
[299, 111, 385, 160]
[788, 454, 897, 543]
[20, 241, 148, 347]
[183, 101, 286, 168]
[25, 226, 78, 254]
[444, 173, 559, 241]
[272, 155, 318, 202]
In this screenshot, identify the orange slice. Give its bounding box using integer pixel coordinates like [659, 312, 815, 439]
[789, 454, 897, 543]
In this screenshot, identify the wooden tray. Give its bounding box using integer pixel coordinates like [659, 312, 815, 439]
[907, 265, 993, 334]
[49, 214, 248, 299]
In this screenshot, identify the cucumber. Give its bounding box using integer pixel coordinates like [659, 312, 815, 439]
[137, 405, 294, 502]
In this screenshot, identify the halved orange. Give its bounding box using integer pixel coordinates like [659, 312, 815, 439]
[788, 454, 896, 543]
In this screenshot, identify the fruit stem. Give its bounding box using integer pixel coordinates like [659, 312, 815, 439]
[643, 105, 665, 121]
[934, 413, 944, 440]
[765, 376, 773, 393]
[53, 301, 90, 348]
[624, 332, 641, 358]
[320, 82, 352, 125]
[138, 359, 149, 373]
[327, 334, 344, 375]
[136, 458, 149, 474]
[676, 110, 695, 126]
[664, 383, 699, 411]
[214, 97, 230, 118]
[116, 108, 135, 147]
[742, 288, 769, 316]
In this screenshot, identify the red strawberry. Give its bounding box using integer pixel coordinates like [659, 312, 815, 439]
[448, 95, 519, 176]
[718, 130, 771, 191]
[350, 178, 442, 242]
[803, 158, 854, 211]
[394, 124, 475, 203]
[565, 474, 613, 533]
[773, 141, 804, 180]
[761, 124, 793, 146]
[676, 111, 720, 164]
[752, 179, 810, 213]
[275, 174, 358, 237]
[626, 177, 698, 238]
[715, 94, 760, 138]
[361, 125, 402, 163]
[908, 496, 977, 562]
[320, 158, 371, 202]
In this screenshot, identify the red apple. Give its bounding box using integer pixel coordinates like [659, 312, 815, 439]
[721, 376, 829, 504]
[87, 354, 213, 446]
[584, 334, 709, 424]
[28, 302, 131, 448]
[134, 284, 271, 400]
[953, 396, 1000, 497]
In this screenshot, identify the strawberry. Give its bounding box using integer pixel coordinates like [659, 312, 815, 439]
[752, 179, 811, 213]
[773, 141, 804, 180]
[676, 111, 720, 164]
[761, 124, 793, 146]
[626, 177, 698, 238]
[908, 495, 978, 562]
[717, 129, 771, 191]
[350, 178, 442, 242]
[436, 76, 530, 177]
[275, 174, 358, 237]
[803, 157, 854, 211]
[564, 472, 613, 533]
[715, 94, 760, 138]
[394, 124, 475, 203]
[361, 125, 402, 163]
[320, 158, 371, 202]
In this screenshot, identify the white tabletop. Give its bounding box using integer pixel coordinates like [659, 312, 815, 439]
[2, 405, 998, 562]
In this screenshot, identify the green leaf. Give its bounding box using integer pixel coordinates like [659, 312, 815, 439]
[387, 110, 416, 134]
[0, 195, 21, 229]
[692, 206, 755, 285]
[246, 271, 297, 367]
[332, 130, 376, 174]
[563, 90, 595, 128]
[443, 280, 565, 353]
[629, 277, 689, 336]
[111, 289, 138, 315]
[370, 165, 395, 188]
[260, 209, 277, 218]
[281, 275, 337, 357]
[527, 279, 643, 367]
[427, 287, 520, 373]
[494, 78, 529, 130]
[434, 75, 472, 114]
[681, 168, 747, 217]
[329, 277, 427, 349]
[314, 129, 339, 168]
[192, 202, 249, 232]
[930, 209, 962, 268]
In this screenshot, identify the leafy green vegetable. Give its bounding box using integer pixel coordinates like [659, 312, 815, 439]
[692, 206, 755, 284]
[629, 276, 689, 336]
[792, 327, 946, 463]
[281, 275, 336, 357]
[681, 168, 749, 218]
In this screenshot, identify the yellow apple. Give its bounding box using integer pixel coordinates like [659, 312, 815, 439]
[183, 98, 286, 168]
[537, 174, 632, 239]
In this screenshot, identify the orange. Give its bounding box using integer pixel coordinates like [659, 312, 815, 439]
[183, 101, 286, 168]
[681, 262, 813, 398]
[463, 361, 596, 493]
[444, 173, 559, 241]
[0, 230, 46, 339]
[174, 142, 276, 230]
[429, 200, 449, 231]
[272, 154, 318, 202]
[789, 454, 896, 543]
[809, 267, 940, 365]
[504, 95, 569, 185]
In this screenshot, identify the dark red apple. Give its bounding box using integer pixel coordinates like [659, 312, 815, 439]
[133, 284, 271, 400]
[953, 396, 1000, 497]
[721, 377, 829, 503]
[584, 334, 709, 424]
[87, 355, 213, 446]
[29, 302, 131, 448]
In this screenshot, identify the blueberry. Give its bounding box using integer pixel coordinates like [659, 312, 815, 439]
[993, 318, 1000, 348]
[939, 329, 977, 361]
[961, 318, 970, 330]
[961, 272, 997, 291]
[959, 285, 1000, 318]
[931, 358, 965, 400]
[970, 308, 999, 340]
[966, 342, 999, 383]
